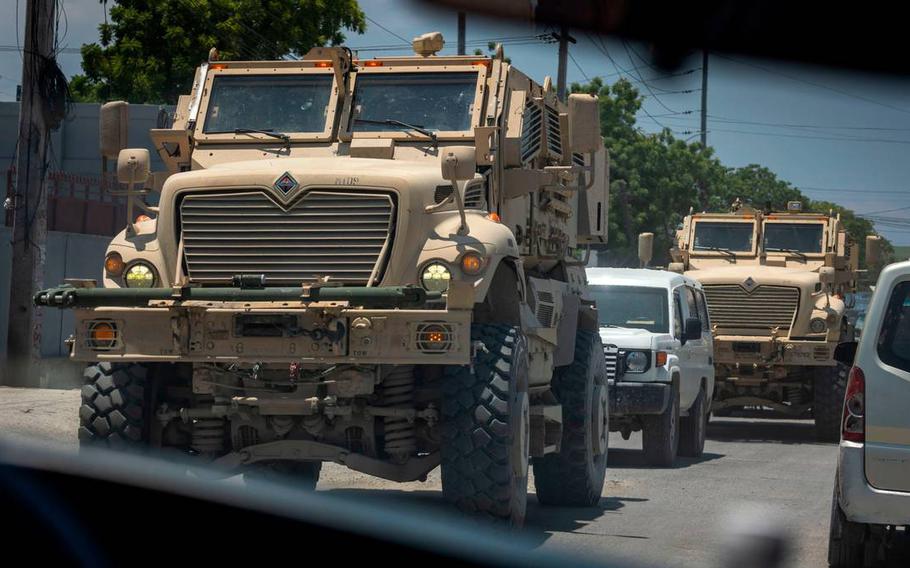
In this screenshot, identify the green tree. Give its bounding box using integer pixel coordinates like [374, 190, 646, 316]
[70, 0, 365, 104]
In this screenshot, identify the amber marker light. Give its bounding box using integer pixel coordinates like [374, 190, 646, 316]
[364, 60, 383, 67]
[104, 252, 125, 276]
[135, 214, 152, 223]
[655, 351, 668, 367]
[461, 253, 484, 275]
[486, 212, 501, 223]
[89, 321, 117, 349]
[314, 61, 332, 68]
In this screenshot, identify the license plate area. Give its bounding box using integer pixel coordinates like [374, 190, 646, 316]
[234, 314, 298, 338]
[732, 342, 761, 354]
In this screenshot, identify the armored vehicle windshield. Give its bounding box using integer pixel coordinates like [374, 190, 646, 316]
[203, 74, 334, 134]
[692, 220, 755, 253]
[763, 221, 824, 253]
[350, 71, 478, 133]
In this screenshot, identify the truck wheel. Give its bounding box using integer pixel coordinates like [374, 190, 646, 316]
[244, 461, 322, 490]
[814, 363, 849, 443]
[440, 324, 529, 527]
[78, 362, 150, 448]
[642, 379, 679, 467]
[679, 383, 707, 458]
[828, 490, 866, 567]
[533, 330, 608, 506]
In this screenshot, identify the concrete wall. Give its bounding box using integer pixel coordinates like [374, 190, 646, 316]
[0, 226, 110, 360]
[1, 102, 171, 175]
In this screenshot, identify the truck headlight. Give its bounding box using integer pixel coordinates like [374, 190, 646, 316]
[625, 350, 651, 373]
[809, 317, 827, 334]
[420, 262, 451, 293]
[124, 262, 157, 288]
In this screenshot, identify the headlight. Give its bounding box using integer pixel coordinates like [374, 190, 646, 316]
[124, 262, 157, 288]
[625, 350, 651, 373]
[420, 262, 451, 293]
[809, 317, 828, 334]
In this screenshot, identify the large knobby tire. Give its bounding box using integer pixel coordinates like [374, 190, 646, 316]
[440, 324, 530, 527]
[828, 489, 866, 567]
[244, 461, 322, 491]
[642, 378, 680, 467]
[79, 362, 150, 448]
[814, 363, 849, 443]
[533, 330, 608, 506]
[679, 382, 707, 458]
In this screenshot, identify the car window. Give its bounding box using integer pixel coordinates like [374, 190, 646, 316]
[673, 290, 683, 338]
[877, 281, 910, 373]
[587, 285, 670, 333]
[684, 287, 699, 321]
[695, 289, 711, 329]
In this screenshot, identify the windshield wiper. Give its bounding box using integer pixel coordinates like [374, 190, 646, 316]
[696, 246, 737, 259]
[230, 128, 290, 146]
[766, 247, 808, 261]
[354, 119, 438, 145]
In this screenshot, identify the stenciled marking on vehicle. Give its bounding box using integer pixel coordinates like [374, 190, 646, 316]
[335, 177, 359, 185]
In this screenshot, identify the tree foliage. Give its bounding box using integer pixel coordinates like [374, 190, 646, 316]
[70, 0, 365, 104]
[571, 78, 892, 266]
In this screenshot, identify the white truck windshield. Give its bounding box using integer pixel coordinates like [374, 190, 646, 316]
[589, 285, 669, 333]
[203, 74, 333, 134]
[350, 72, 477, 133]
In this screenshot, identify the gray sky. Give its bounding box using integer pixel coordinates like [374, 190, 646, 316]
[2, 0, 909, 245]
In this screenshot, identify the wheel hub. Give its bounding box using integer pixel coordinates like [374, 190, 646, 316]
[513, 391, 530, 479]
[592, 385, 608, 456]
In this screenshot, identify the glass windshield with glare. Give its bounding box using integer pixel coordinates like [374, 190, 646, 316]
[203, 74, 333, 134]
[763, 222, 824, 253]
[693, 221, 755, 252]
[351, 72, 477, 133]
[589, 285, 669, 333]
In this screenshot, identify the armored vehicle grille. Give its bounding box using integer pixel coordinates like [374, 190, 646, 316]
[179, 190, 395, 285]
[702, 284, 799, 331]
[520, 99, 542, 164]
[545, 105, 562, 157]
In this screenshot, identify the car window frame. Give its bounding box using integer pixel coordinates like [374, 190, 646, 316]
[876, 279, 910, 374]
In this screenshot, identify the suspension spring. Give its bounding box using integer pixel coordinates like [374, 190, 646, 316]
[380, 365, 417, 462]
[191, 417, 226, 455]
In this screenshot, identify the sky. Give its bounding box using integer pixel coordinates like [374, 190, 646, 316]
[2, 0, 909, 245]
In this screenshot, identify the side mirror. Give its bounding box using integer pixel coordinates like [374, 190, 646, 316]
[684, 317, 702, 342]
[819, 266, 836, 285]
[834, 341, 858, 367]
[865, 235, 883, 267]
[440, 146, 476, 182]
[100, 101, 129, 159]
[568, 93, 601, 154]
[117, 148, 150, 186]
[638, 232, 654, 268]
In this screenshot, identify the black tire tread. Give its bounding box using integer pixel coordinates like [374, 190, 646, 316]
[440, 324, 525, 524]
[642, 379, 679, 467]
[78, 362, 148, 448]
[828, 490, 866, 567]
[533, 330, 607, 506]
[679, 383, 706, 458]
[814, 363, 849, 443]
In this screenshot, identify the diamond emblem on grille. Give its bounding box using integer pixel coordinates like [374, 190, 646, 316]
[274, 172, 298, 195]
[742, 276, 757, 292]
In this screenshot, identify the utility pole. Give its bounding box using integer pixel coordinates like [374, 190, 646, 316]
[5, 0, 56, 386]
[457, 12, 466, 55]
[553, 25, 576, 101]
[700, 50, 709, 147]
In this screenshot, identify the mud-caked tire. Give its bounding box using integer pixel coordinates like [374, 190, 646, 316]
[243, 461, 322, 491]
[440, 324, 530, 527]
[828, 489, 866, 568]
[533, 330, 608, 506]
[679, 383, 707, 458]
[814, 363, 849, 443]
[79, 362, 150, 448]
[642, 378, 680, 467]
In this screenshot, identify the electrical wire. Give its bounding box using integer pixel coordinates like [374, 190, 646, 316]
[364, 15, 411, 45]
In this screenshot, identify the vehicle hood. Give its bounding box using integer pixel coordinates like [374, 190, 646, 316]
[598, 327, 661, 350]
[685, 265, 820, 290]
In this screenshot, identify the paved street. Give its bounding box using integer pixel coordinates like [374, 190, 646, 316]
[0, 386, 838, 567]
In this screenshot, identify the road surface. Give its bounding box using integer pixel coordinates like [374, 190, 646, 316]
[0, 386, 838, 567]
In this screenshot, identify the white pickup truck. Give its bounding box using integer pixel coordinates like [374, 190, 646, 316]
[587, 268, 715, 466]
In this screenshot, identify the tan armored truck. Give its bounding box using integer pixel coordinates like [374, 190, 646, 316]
[35, 34, 611, 526]
[671, 201, 881, 441]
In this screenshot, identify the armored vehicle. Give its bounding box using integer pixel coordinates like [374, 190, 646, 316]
[36, 33, 611, 526]
[672, 201, 881, 441]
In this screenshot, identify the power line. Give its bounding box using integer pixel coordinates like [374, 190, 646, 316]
[707, 114, 910, 132]
[364, 15, 411, 45]
[714, 53, 910, 116]
[568, 51, 590, 82]
[800, 186, 910, 195]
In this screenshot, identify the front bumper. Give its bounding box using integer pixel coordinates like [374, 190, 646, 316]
[608, 379, 670, 416]
[713, 335, 836, 367]
[68, 303, 471, 365]
[837, 440, 910, 526]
